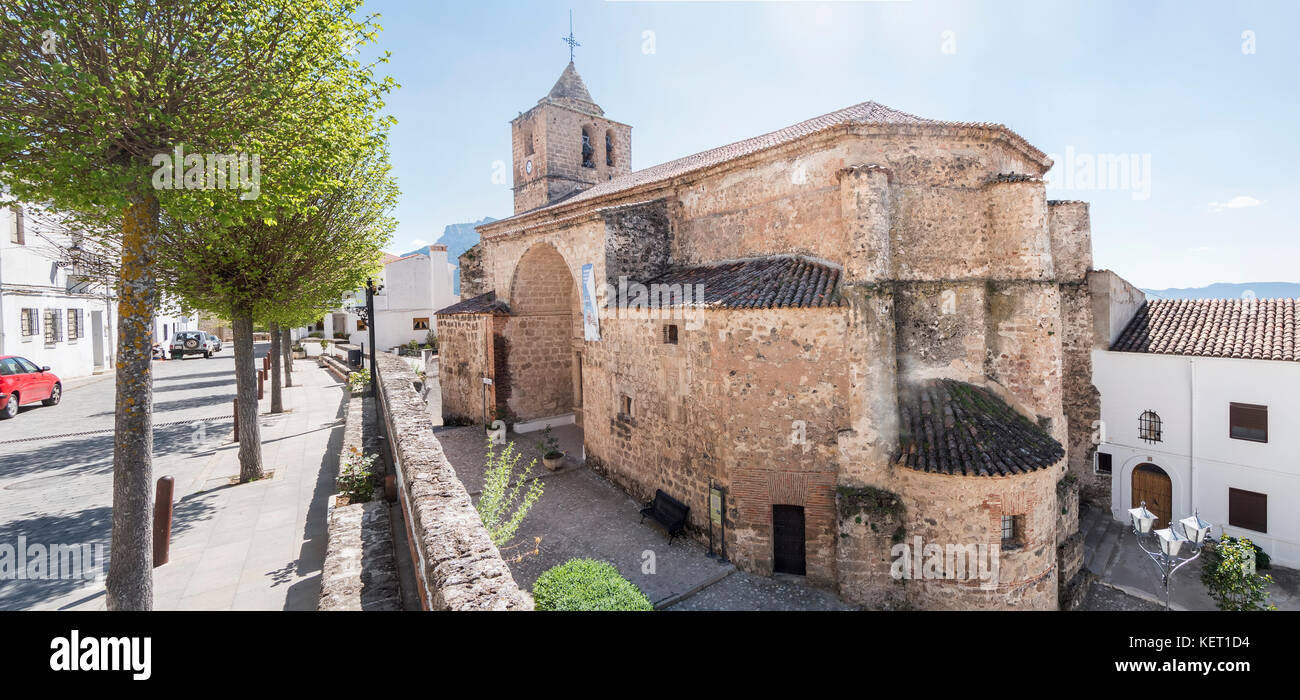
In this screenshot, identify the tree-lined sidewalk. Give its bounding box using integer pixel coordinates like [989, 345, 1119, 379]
[0, 0, 399, 610]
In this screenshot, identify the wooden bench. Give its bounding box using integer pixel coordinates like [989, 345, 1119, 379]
[640, 489, 689, 545]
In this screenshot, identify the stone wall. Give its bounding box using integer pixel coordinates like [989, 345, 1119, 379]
[319, 501, 402, 611]
[319, 390, 401, 610]
[434, 313, 492, 425]
[601, 199, 672, 285]
[471, 119, 1094, 609]
[889, 464, 1062, 610]
[511, 102, 631, 213]
[503, 243, 581, 421]
[458, 244, 488, 301]
[376, 352, 530, 610]
[582, 307, 847, 585]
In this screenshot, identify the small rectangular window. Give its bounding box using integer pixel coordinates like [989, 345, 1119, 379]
[662, 324, 678, 344]
[1228, 488, 1267, 533]
[9, 205, 24, 245]
[1229, 403, 1267, 443]
[20, 308, 38, 337]
[1000, 514, 1023, 545]
[412, 317, 430, 331]
[43, 309, 62, 344]
[66, 309, 79, 342]
[356, 319, 367, 331]
[619, 394, 632, 418]
[1095, 451, 1112, 474]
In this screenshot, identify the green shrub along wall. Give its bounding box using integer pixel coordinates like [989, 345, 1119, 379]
[532, 559, 653, 611]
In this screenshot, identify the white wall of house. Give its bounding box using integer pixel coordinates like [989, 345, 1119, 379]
[298, 245, 454, 352]
[0, 205, 117, 379]
[1094, 349, 1300, 567]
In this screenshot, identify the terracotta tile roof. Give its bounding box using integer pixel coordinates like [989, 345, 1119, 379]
[381, 253, 402, 264]
[895, 379, 1064, 477]
[1111, 298, 1299, 362]
[636, 255, 842, 310]
[435, 291, 510, 316]
[494, 101, 1046, 223]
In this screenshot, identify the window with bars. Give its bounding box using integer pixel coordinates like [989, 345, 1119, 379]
[20, 308, 38, 337]
[1095, 451, 1113, 474]
[1139, 410, 1162, 443]
[1229, 403, 1268, 443]
[67, 309, 84, 341]
[1000, 514, 1023, 546]
[43, 309, 63, 344]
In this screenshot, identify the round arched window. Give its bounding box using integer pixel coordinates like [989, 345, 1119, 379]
[1139, 410, 1162, 443]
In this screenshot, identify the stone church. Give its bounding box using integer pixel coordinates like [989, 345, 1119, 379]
[437, 60, 1099, 609]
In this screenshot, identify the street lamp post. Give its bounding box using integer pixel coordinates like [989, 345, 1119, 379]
[364, 278, 380, 398]
[1127, 502, 1213, 610]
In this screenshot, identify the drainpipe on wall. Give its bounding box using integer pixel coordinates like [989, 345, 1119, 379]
[1189, 359, 1197, 514]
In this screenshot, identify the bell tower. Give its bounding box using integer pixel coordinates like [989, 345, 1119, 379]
[511, 61, 632, 214]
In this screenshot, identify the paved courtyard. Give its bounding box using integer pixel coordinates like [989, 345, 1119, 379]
[433, 424, 857, 610]
[0, 346, 347, 610]
[1079, 501, 1300, 611]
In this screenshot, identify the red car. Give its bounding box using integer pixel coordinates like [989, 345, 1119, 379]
[0, 355, 62, 420]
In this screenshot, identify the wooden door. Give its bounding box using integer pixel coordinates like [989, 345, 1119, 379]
[772, 505, 806, 575]
[1131, 463, 1172, 529]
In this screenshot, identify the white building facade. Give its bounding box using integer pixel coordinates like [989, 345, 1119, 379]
[1093, 296, 1300, 568]
[1, 203, 200, 379]
[299, 244, 456, 352]
[0, 204, 116, 379]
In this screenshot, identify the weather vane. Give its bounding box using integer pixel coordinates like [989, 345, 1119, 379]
[562, 9, 580, 63]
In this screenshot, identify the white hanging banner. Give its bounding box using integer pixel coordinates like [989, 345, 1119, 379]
[581, 263, 601, 342]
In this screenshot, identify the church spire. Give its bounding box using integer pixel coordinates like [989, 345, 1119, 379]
[544, 61, 602, 117]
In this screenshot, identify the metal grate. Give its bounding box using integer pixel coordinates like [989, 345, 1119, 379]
[1139, 410, 1162, 443]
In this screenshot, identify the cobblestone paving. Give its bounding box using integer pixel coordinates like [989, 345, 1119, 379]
[434, 424, 857, 611]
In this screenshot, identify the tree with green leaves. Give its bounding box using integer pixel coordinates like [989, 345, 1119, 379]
[156, 150, 397, 481]
[0, 0, 394, 609]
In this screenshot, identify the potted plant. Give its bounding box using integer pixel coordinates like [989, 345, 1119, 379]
[292, 344, 307, 359]
[536, 425, 565, 471]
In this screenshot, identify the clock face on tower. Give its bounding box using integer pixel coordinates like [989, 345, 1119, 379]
[525, 160, 533, 175]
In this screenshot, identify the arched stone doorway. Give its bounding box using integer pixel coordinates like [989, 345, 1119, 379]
[1131, 463, 1172, 529]
[505, 243, 582, 422]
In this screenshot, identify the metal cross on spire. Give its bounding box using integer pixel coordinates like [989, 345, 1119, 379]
[562, 9, 580, 63]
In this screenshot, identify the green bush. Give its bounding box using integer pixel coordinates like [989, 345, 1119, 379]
[1201, 536, 1275, 611]
[336, 448, 378, 504]
[532, 558, 653, 611]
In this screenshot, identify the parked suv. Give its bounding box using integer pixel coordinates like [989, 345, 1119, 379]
[207, 333, 224, 352]
[171, 330, 216, 359]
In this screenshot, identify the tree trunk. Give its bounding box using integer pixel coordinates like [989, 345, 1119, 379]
[269, 322, 283, 413]
[233, 313, 263, 482]
[106, 193, 159, 611]
[281, 327, 293, 387]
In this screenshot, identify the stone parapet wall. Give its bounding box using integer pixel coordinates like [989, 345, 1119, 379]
[319, 501, 402, 611]
[320, 392, 402, 610]
[375, 352, 530, 610]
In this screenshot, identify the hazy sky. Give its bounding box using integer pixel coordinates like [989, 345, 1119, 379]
[364, 0, 1299, 290]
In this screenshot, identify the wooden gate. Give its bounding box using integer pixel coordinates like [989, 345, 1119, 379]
[1131, 463, 1172, 529]
[772, 505, 806, 575]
